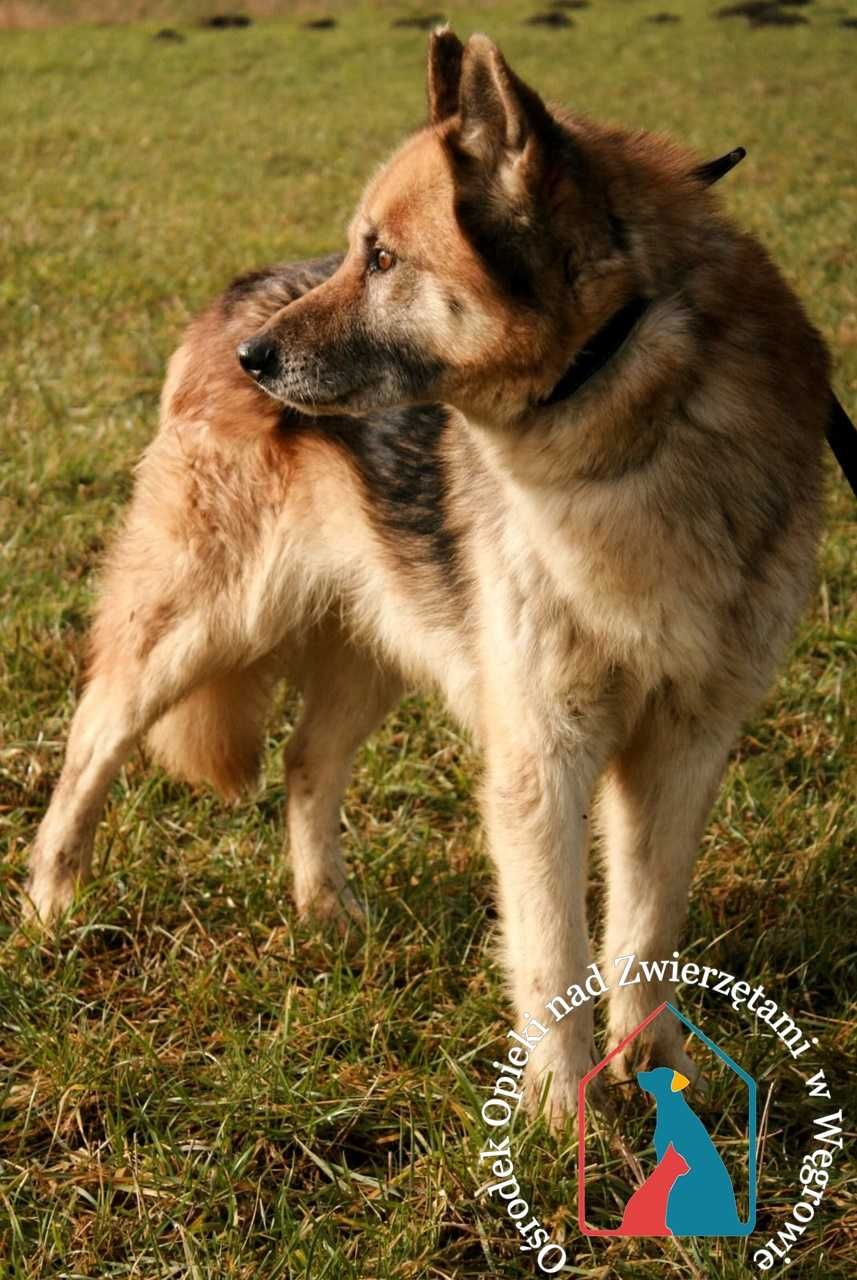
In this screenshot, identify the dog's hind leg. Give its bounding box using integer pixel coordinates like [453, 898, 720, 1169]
[600, 693, 738, 1078]
[285, 623, 402, 928]
[25, 556, 264, 924]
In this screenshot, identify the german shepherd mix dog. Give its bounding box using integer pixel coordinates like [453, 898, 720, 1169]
[28, 30, 831, 1125]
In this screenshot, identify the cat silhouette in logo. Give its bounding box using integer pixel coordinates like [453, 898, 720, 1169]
[606, 1142, 689, 1236]
[637, 1067, 743, 1235]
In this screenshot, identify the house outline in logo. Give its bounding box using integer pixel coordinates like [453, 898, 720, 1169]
[577, 1001, 757, 1238]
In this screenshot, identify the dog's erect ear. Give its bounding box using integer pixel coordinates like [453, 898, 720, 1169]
[451, 34, 553, 173]
[441, 37, 557, 298]
[427, 26, 464, 125]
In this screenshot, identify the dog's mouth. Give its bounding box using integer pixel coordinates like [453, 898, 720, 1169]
[253, 377, 357, 416]
[236, 332, 443, 415]
[281, 391, 367, 417]
[253, 374, 385, 419]
[236, 341, 367, 412]
[236, 339, 340, 405]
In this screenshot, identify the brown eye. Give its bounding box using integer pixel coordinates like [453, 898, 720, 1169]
[370, 247, 395, 274]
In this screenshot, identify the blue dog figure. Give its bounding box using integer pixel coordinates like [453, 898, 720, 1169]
[637, 1067, 743, 1236]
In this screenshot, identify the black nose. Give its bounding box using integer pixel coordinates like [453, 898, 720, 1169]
[237, 335, 278, 381]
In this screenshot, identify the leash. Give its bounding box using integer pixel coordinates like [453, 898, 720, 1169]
[827, 395, 857, 498]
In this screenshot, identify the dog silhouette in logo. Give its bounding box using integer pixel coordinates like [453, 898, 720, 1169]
[637, 1067, 743, 1235]
[605, 1141, 689, 1236]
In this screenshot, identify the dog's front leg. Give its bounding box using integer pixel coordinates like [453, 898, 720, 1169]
[600, 698, 738, 1081]
[482, 728, 602, 1132]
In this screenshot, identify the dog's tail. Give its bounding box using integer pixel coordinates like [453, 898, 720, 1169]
[146, 663, 278, 800]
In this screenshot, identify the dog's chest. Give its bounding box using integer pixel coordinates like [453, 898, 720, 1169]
[489, 476, 731, 692]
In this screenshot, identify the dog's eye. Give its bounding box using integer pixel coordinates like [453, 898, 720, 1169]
[369, 247, 396, 274]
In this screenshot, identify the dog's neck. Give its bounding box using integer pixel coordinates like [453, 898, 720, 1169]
[469, 290, 693, 502]
[540, 294, 650, 408]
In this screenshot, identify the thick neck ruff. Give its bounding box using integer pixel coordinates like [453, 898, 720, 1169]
[539, 296, 857, 496]
[540, 295, 650, 407]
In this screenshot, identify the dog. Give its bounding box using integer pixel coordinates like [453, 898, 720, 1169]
[27, 28, 832, 1128]
[637, 1067, 743, 1235]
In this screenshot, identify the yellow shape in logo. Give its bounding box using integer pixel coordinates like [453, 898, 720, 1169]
[671, 1070, 690, 1092]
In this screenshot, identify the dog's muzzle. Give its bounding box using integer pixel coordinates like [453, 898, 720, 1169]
[236, 336, 279, 384]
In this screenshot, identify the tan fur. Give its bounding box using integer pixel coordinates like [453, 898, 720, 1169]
[27, 32, 831, 1130]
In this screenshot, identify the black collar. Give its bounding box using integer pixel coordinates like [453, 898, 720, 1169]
[541, 294, 650, 407]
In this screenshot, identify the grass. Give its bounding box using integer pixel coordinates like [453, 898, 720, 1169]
[0, 2, 855, 1277]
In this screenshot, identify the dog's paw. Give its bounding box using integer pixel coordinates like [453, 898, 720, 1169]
[296, 878, 366, 935]
[21, 867, 76, 930]
[606, 1023, 700, 1089]
[524, 1039, 602, 1135]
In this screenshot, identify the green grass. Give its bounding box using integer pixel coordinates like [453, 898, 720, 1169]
[0, 3, 855, 1277]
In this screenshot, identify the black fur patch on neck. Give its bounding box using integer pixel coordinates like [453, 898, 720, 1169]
[278, 404, 465, 593]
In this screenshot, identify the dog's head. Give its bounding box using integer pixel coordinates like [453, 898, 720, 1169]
[237, 29, 734, 424]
